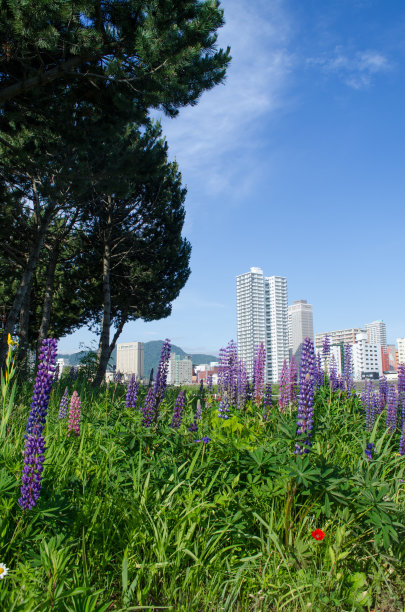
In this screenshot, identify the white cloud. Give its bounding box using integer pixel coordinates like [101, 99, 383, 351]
[156, 0, 293, 194]
[308, 48, 391, 89]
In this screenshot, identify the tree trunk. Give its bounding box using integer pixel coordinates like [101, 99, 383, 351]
[36, 243, 60, 358]
[0, 202, 55, 368]
[18, 278, 33, 367]
[93, 210, 112, 386]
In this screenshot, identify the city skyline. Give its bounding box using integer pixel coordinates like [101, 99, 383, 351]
[57, 0, 405, 356]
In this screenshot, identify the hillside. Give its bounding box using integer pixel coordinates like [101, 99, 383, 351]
[58, 340, 217, 378]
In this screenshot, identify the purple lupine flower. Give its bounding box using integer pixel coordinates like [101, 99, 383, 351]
[329, 354, 338, 393]
[194, 437, 211, 444]
[378, 376, 388, 412]
[195, 399, 202, 421]
[362, 380, 375, 430]
[279, 359, 289, 412]
[217, 394, 230, 420]
[218, 341, 238, 406]
[236, 360, 249, 409]
[19, 338, 58, 510]
[263, 382, 272, 421]
[217, 346, 228, 392]
[69, 366, 77, 380]
[288, 356, 298, 408]
[18, 435, 46, 510]
[253, 342, 266, 406]
[67, 391, 81, 437]
[171, 391, 185, 428]
[386, 385, 397, 431]
[207, 375, 213, 392]
[58, 387, 69, 420]
[141, 387, 156, 428]
[398, 364, 405, 428]
[399, 424, 405, 455]
[322, 336, 330, 359]
[188, 421, 198, 433]
[114, 371, 122, 384]
[364, 442, 375, 461]
[153, 339, 171, 404]
[26, 338, 58, 436]
[125, 374, 139, 409]
[53, 363, 60, 382]
[314, 352, 324, 390]
[343, 344, 354, 398]
[245, 380, 253, 403]
[295, 337, 315, 455]
[188, 399, 202, 432]
[199, 379, 204, 395]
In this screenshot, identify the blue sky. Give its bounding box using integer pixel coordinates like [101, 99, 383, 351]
[58, 0, 405, 355]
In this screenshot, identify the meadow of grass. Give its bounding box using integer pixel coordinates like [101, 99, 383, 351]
[0, 367, 405, 611]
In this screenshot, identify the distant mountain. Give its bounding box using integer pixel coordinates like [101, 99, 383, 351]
[142, 340, 217, 379]
[57, 340, 217, 378]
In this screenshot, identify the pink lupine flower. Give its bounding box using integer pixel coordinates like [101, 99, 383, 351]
[67, 391, 81, 436]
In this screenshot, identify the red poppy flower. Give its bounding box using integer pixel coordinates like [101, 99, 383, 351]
[311, 529, 325, 541]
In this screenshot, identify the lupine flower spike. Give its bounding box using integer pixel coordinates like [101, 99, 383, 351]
[152, 339, 171, 419]
[253, 342, 266, 406]
[386, 385, 397, 431]
[217, 394, 230, 419]
[18, 338, 57, 510]
[141, 387, 156, 427]
[263, 383, 272, 421]
[171, 391, 185, 428]
[289, 357, 298, 408]
[279, 359, 289, 412]
[67, 391, 81, 436]
[295, 337, 315, 455]
[343, 344, 354, 398]
[58, 387, 69, 420]
[126, 374, 139, 409]
[399, 424, 405, 456]
[365, 442, 375, 460]
[398, 363, 405, 428]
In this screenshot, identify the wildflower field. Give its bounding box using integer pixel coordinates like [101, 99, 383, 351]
[1, 338, 405, 611]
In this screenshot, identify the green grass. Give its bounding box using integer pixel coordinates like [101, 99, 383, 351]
[0, 375, 404, 611]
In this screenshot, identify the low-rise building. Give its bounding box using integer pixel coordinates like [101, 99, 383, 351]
[381, 345, 398, 373]
[352, 333, 382, 380]
[315, 328, 365, 351]
[195, 362, 219, 385]
[397, 338, 405, 366]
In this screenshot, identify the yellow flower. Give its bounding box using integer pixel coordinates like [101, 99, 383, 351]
[7, 334, 18, 347]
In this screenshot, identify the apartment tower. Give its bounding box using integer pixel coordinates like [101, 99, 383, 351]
[288, 300, 314, 365]
[236, 267, 288, 383]
[365, 320, 387, 347]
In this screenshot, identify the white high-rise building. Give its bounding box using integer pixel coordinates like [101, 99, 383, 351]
[116, 342, 144, 379]
[236, 267, 266, 379]
[288, 300, 314, 365]
[266, 275, 289, 382]
[365, 320, 387, 347]
[236, 267, 288, 383]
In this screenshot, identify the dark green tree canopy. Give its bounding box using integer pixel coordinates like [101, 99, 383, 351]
[0, 0, 230, 114]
